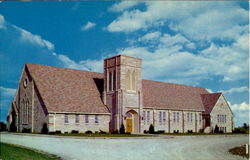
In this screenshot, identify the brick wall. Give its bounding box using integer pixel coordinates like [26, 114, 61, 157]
[48, 113, 110, 133]
[210, 95, 233, 133]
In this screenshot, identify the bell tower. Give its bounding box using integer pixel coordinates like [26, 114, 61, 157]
[103, 55, 143, 133]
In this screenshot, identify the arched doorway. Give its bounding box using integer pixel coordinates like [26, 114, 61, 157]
[125, 110, 139, 133]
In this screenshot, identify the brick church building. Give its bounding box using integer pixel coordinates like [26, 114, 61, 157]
[7, 54, 234, 133]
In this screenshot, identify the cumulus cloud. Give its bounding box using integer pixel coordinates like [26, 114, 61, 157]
[13, 25, 54, 51]
[56, 54, 103, 72]
[220, 87, 248, 94]
[81, 22, 96, 31]
[107, 1, 248, 42]
[109, 1, 141, 12]
[230, 102, 249, 126]
[0, 14, 5, 29]
[138, 31, 161, 42]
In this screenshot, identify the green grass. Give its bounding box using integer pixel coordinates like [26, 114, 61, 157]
[0, 143, 61, 160]
[51, 133, 150, 137]
[160, 132, 240, 136]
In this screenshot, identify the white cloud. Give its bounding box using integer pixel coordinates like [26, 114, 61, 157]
[109, 1, 141, 12]
[220, 87, 249, 94]
[0, 86, 16, 98]
[81, 22, 96, 31]
[107, 1, 248, 42]
[230, 102, 249, 126]
[13, 25, 54, 51]
[138, 31, 161, 42]
[206, 88, 213, 93]
[0, 14, 5, 29]
[56, 54, 103, 72]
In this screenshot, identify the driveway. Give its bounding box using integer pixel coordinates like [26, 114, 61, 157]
[0, 133, 248, 160]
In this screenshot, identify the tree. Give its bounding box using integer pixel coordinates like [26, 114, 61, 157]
[214, 125, 219, 133]
[119, 124, 125, 134]
[41, 123, 48, 134]
[149, 124, 155, 134]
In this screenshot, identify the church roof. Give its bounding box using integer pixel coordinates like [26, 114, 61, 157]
[25, 63, 219, 114]
[201, 93, 222, 114]
[26, 63, 110, 114]
[142, 80, 209, 111]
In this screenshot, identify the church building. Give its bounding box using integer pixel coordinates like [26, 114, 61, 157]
[7, 54, 234, 133]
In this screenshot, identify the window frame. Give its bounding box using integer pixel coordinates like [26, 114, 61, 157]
[64, 114, 69, 124]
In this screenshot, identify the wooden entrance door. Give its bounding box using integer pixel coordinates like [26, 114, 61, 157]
[126, 118, 132, 133]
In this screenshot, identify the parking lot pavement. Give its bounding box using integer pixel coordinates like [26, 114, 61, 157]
[1, 133, 248, 160]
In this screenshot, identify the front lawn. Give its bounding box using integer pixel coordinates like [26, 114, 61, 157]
[0, 143, 61, 160]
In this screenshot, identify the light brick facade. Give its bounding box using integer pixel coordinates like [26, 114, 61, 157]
[7, 54, 234, 134]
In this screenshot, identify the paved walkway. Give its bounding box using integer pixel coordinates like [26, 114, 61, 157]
[0, 133, 248, 160]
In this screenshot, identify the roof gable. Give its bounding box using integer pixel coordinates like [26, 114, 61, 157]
[26, 63, 110, 114]
[201, 93, 222, 114]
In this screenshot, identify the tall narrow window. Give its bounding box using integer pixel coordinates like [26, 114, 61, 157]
[95, 115, 99, 123]
[173, 112, 176, 122]
[113, 70, 116, 90]
[163, 112, 166, 122]
[132, 71, 136, 90]
[75, 115, 79, 123]
[85, 115, 89, 123]
[187, 113, 189, 122]
[64, 114, 69, 123]
[159, 112, 162, 123]
[26, 101, 29, 123]
[147, 111, 150, 123]
[143, 111, 146, 123]
[199, 113, 202, 124]
[190, 113, 193, 122]
[217, 115, 220, 122]
[225, 115, 226, 123]
[177, 112, 179, 123]
[126, 70, 131, 90]
[109, 71, 112, 91]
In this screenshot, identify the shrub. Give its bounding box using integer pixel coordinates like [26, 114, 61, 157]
[144, 130, 149, 134]
[71, 130, 79, 134]
[174, 130, 179, 133]
[0, 122, 7, 131]
[99, 130, 107, 134]
[85, 130, 92, 134]
[55, 130, 61, 134]
[187, 130, 193, 133]
[214, 125, 219, 133]
[10, 121, 17, 132]
[22, 128, 31, 133]
[41, 123, 48, 134]
[149, 124, 155, 134]
[199, 128, 204, 133]
[155, 130, 165, 134]
[119, 124, 125, 134]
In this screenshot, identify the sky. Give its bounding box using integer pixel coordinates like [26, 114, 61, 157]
[0, 1, 249, 127]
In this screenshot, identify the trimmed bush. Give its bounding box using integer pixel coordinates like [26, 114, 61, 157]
[71, 130, 79, 134]
[99, 130, 107, 134]
[144, 130, 149, 134]
[214, 125, 219, 133]
[119, 124, 125, 134]
[22, 128, 31, 133]
[85, 130, 92, 134]
[41, 123, 48, 134]
[149, 124, 155, 134]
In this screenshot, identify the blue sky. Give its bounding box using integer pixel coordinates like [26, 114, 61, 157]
[0, 1, 249, 127]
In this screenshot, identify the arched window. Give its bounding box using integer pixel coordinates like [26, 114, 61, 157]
[132, 71, 136, 90]
[126, 70, 131, 90]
